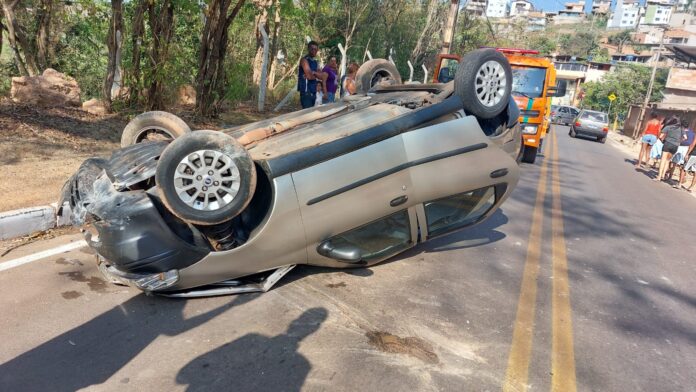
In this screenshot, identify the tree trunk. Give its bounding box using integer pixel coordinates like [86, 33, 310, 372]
[1, 0, 39, 76]
[195, 0, 246, 116]
[103, 0, 123, 111]
[36, 0, 53, 69]
[252, 0, 272, 86]
[128, 0, 146, 105]
[411, 0, 438, 64]
[267, 0, 281, 90]
[145, 0, 175, 110]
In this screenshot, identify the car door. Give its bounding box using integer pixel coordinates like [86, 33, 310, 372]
[292, 130, 418, 268]
[403, 115, 520, 240]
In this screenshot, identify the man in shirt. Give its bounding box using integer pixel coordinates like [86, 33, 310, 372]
[323, 56, 339, 103]
[297, 41, 327, 109]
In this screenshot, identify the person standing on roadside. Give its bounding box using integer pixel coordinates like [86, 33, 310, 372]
[297, 41, 327, 109]
[342, 63, 359, 97]
[682, 132, 696, 193]
[322, 56, 339, 103]
[673, 121, 695, 189]
[655, 116, 685, 182]
[636, 112, 662, 168]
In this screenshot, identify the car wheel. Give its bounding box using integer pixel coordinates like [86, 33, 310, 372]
[155, 130, 257, 226]
[121, 111, 192, 147]
[454, 48, 512, 119]
[569, 127, 576, 138]
[599, 137, 606, 144]
[521, 146, 537, 163]
[354, 59, 402, 94]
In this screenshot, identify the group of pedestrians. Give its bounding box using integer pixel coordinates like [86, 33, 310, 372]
[297, 41, 358, 109]
[636, 112, 696, 192]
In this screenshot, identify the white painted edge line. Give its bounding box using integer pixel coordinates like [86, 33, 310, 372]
[0, 241, 87, 273]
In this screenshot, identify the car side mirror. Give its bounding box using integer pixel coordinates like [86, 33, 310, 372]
[548, 80, 567, 97]
[317, 240, 363, 263]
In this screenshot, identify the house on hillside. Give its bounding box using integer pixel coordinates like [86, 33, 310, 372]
[526, 12, 547, 31]
[640, 0, 674, 26]
[465, 0, 488, 17]
[608, 0, 641, 29]
[510, 0, 533, 16]
[486, 0, 510, 18]
[555, 1, 587, 24]
[592, 0, 612, 15]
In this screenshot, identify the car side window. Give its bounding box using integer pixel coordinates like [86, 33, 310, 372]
[559, 107, 568, 114]
[424, 186, 496, 237]
[570, 108, 579, 115]
[325, 210, 412, 262]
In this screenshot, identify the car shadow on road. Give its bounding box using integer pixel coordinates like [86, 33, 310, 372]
[176, 307, 328, 391]
[0, 293, 258, 391]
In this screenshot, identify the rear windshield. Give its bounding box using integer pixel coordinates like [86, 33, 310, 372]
[580, 111, 608, 122]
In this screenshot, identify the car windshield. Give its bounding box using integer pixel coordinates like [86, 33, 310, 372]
[511, 66, 547, 98]
[580, 111, 608, 123]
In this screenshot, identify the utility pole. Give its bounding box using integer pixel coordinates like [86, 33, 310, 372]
[441, 0, 460, 54]
[635, 30, 665, 138]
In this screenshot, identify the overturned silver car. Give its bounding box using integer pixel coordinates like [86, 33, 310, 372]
[59, 49, 522, 297]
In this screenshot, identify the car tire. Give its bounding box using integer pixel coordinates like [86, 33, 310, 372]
[454, 48, 512, 119]
[521, 146, 537, 163]
[569, 127, 577, 138]
[354, 59, 402, 94]
[599, 137, 606, 144]
[155, 130, 257, 226]
[121, 111, 192, 147]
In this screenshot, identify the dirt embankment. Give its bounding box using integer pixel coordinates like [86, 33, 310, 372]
[0, 101, 279, 212]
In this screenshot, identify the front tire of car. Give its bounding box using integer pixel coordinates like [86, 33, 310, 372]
[155, 131, 257, 226]
[454, 49, 512, 119]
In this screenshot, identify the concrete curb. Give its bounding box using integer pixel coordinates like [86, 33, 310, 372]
[0, 202, 67, 240]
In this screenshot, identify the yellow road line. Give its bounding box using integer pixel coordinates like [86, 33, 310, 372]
[503, 140, 551, 392]
[550, 133, 577, 392]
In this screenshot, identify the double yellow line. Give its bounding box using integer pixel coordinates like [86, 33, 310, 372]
[503, 133, 577, 392]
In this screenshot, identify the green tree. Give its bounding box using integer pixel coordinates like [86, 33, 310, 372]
[581, 64, 668, 120]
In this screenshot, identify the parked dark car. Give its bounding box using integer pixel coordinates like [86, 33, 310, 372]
[569, 110, 609, 143]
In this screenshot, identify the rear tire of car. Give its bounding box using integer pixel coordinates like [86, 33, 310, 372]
[355, 59, 402, 94]
[569, 127, 577, 138]
[155, 130, 257, 226]
[454, 49, 512, 119]
[521, 146, 537, 163]
[599, 137, 606, 144]
[121, 111, 192, 147]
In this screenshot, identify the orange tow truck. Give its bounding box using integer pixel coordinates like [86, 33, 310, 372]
[433, 49, 566, 164]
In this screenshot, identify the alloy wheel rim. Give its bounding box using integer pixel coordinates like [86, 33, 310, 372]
[475, 60, 506, 107]
[173, 149, 241, 211]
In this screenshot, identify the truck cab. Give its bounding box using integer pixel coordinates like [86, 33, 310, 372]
[433, 49, 566, 164]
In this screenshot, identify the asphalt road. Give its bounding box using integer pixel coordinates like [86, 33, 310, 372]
[1, 125, 695, 392]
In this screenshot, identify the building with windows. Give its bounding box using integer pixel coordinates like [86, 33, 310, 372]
[486, 0, 509, 18]
[608, 0, 641, 29]
[555, 1, 587, 24]
[526, 12, 547, 31]
[510, 0, 533, 16]
[465, 0, 489, 17]
[640, 0, 674, 25]
[592, 0, 612, 15]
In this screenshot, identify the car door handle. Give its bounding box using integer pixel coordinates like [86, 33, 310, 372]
[490, 168, 508, 178]
[390, 195, 408, 207]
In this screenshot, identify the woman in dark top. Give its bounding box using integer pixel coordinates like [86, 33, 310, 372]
[655, 116, 685, 182]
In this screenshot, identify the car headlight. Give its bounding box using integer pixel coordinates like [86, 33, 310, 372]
[522, 125, 538, 134]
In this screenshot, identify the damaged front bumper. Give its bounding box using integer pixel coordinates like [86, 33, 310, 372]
[59, 142, 211, 288]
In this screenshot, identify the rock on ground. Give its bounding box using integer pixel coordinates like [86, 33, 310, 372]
[10, 69, 81, 107]
[82, 98, 108, 115]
